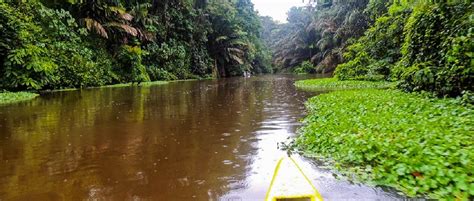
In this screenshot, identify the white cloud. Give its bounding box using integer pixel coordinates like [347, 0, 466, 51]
[252, 0, 306, 22]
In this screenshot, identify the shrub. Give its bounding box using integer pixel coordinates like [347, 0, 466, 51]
[144, 40, 192, 80]
[37, 8, 115, 88]
[0, 2, 116, 90]
[294, 61, 315, 74]
[335, 4, 411, 81]
[336, 2, 473, 98]
[335, 44, 377, 80]
[117, 45, 150, 83]
[0, 2, 57, 90]
[395, 3, 473, 97]
[147, 67, 178, 81]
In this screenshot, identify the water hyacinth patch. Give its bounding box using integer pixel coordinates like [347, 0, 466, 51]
[295, 78, 394, 91]
[0, 92, 39, 105]
[295, 89, 474, 200]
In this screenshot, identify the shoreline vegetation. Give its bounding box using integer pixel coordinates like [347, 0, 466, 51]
[0, 0, 271, 93]
[87, 80, 169, 89]
[1, 0, 471, 199]
[291, 2, 472, 199]
[0, 80, 170, 105]
[294, 78, 473, 200]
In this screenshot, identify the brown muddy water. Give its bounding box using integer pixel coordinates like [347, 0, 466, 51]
[0, 75, 404, 200]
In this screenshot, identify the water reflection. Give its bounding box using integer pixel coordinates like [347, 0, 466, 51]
[0, 75, 403, 200]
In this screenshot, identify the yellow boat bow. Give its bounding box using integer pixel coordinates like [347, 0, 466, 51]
[265, 157, 323, 201]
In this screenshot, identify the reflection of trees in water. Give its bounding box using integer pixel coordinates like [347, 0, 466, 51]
[0, 77, 281, 200]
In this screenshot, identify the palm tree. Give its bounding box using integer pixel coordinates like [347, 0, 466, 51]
[59, 0, 147, 43]
[206, 0, 250, 77]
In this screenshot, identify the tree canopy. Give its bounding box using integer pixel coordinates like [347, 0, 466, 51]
[0, 0, 270, 90]
[1, 0, 472, 97]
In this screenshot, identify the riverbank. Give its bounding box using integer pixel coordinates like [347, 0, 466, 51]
[295, 79, 473, 199]
[88, 80, 169, 89]
[0, 80, 170, 105]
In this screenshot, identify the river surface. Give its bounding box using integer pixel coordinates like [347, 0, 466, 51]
[0, 75, 403, 200]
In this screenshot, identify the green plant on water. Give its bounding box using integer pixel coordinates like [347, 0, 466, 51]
[295, 78, 394, 91]
[98, 81, 168, 89]
[295, 89, 474, 200]
[0, 92, 38, 104]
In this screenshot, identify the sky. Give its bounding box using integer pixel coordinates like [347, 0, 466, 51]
[252, 0, 307, 22]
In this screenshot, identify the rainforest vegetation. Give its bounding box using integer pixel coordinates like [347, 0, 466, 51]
[287, 1, 473, 200]
[0, 0, 271, 92]
[262, 0, 473, 98]
[1, 0, 473, 199]
[2, 0, 472, 98]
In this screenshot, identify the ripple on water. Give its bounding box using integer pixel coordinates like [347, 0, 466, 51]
[194, 180, 205, 185]
[222, 160, 233, 165]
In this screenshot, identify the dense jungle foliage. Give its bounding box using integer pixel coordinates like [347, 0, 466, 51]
[336, 1, 473, 97]
[0, 0, 271, 90]
[262, 0, 379, 73]
[291, 2, 473, 199]
[262, 0, 472, 98]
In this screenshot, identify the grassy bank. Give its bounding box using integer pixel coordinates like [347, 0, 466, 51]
[98, 80, 169, 88]
[295, 88, 473, 199]
[45, 80, 170, 92]
[295, 78, 394, 91]
[0, 92, 39, 105]
[1, 81, 170, 104]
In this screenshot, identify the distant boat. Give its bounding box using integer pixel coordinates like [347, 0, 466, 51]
[265, 157, 323, 201]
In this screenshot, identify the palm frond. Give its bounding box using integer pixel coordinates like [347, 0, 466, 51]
[107, 22, 138, 36]
[216, 36, 228, 42]
[119, 13, 134, 21]
[109, 6, 127, 15]
[84, 18, 108, 39]
[137, 29, 155, 41]
[227, 47, 244, 55]
[229, 54, 244, 64]
[228, 39, 248, 47]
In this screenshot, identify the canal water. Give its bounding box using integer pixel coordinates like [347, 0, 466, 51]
[0, 75, 403, 200]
